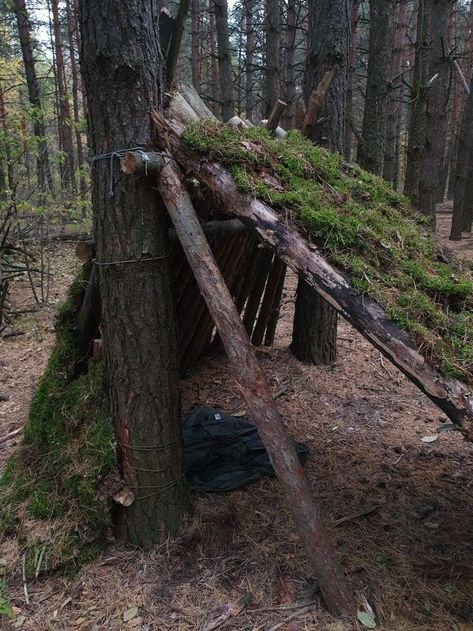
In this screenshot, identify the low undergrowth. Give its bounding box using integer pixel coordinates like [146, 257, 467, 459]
[182, 120, 473, 383]
[0, 268, 115, 577]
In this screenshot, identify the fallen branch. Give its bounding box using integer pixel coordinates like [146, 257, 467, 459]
[0, 427, 21, 445]
[302, 64, 339, 137]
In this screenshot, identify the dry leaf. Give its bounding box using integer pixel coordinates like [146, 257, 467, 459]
[421, 435, 438, 443]
[123, 606, 139, 623]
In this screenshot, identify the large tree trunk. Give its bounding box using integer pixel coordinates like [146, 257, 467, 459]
[404, 0, 431, 205]
[80, 0, 189, 546]
[418, 0, 452, 224]
[52, 0, 76, 193]
[12, 0, 53, 198]
[263, 0, 281, 116]
[383, 0, 408, 185]
[292, 0, 352, 366]
[357, 0, 395, 175]
[214, 0, 234, 121]
[282, 0, 297, 128]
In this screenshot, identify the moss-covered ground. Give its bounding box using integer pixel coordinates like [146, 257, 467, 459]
[182, 120, 473, 383]
[0, 268, 115, 577]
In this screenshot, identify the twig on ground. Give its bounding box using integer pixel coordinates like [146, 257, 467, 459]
[333, 507, 378, 527]
[266, 604, 315, 631]
[0, 427, 22, 445]
[22, 553, 30, 605]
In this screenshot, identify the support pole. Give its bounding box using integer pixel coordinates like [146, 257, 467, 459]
[157, 159, 354, 618]
[266, 99, 287, 133]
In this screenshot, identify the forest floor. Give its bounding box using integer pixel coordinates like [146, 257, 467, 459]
[1, 210, 473, 630]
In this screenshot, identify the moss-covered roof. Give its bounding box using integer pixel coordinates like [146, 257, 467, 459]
[182, 120, 473, 384]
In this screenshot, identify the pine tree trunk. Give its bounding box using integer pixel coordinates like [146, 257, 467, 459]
[191, 0, 201, 90]
[209, 0, 220, 112]
[65, 0, 87, 198]
[450, 70, 473, 240]
[244, 0, 255, 120]
[418, 0, 452, 224]
[52, 0, 76, 193]
[404, 0, 431, 205]
[79, 0, 189, 546]
[12, 0, 54, 198]
[214, 0, 234, 121]
[343, 0, 360, 161]
[291, 0, 352, 366]
[282, 0, 297, 128]
[357, 0, 395, 174]
[263, 0, 281, 116]
[383, 0, 408, 184]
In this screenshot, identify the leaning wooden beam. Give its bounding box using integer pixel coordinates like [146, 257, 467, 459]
[266, 99, 287, 133]
[157, 159, 354, 617]
[151, 110, 473, 435]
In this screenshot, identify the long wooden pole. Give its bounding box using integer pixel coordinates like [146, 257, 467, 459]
[157, 159, 354, 617]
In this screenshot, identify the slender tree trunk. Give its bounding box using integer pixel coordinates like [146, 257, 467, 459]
[52, 0, 76, 193]
[79, 0, 189, 545]
[291, 0, 352, 366]
[209, 0, 220, 112]
[191, 0, 201, 90]
[344, 0, 360, 161]
[383, 0, 408, 184]
[418, 0, 452, 224]
[282, 0, 297, 128]
[244, 0, 255, 120]
[214, 0, 234, 121]
[357, 0, 395, 174]
[462, 148, 473, 231]
[12, 0, 53, 198]
[263, 0, 281, 116]
[65, 0, 87, 198]
[404, 0, 431, 205]
[450, 69, 473, 240]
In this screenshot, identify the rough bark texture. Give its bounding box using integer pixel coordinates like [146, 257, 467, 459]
[293, 0, 352, 366]
[418, 0, 452, 222]
[291, 273, 337, 365]
[214, 0, 234, 121]
[158, 159, 354, 618]
[263, 0, 281, 116]
[12, 0, 53, 197]
[357, 0, 394, 174]
[404, 0, 431, 204]
[191, 0, 201, 90]
[152, 110, 473, 435]
[383, 0, 408, 185]
[451, 70, 473, 240]
[282, 0, 297, 127]
[344, 0, 360, 161]
[80, 0, 189, 546]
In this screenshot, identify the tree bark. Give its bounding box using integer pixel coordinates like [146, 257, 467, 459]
[12, 0, 53, 198]
[263, 0, 281, 116]
[214, 0, 234, 121]
[158, 159, 354, 618]
[191, 0, 201, 90]
[293, 0, 352, 367]
[418, 0, 453, 223]
[451, 70, 473, 240]
[404, 0, 431, 205]
[357, 0, 395, 175]
[383, 0, 408, 185]
[343, 0, 361, 161]
[282, 0, 297, 128]
[80, 0, 189, 546]
[65, 0, 87, 197]
[52, 0, 76, 193]
[244, 0, 255, 120]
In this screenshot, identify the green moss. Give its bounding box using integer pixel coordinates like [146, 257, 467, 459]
[0, 269, 115, 576]
[182, 119, 473, 384]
